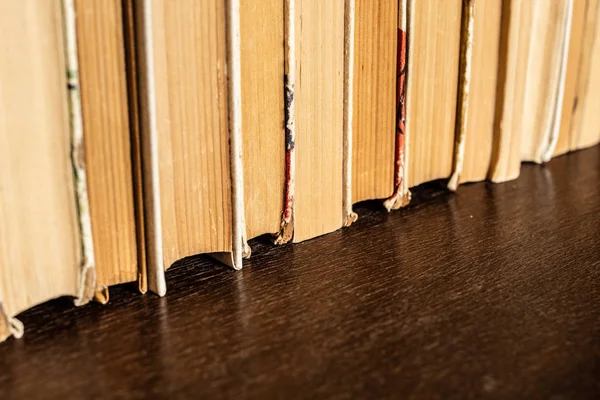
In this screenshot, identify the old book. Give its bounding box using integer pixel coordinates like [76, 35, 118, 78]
[451, 0, 502, 185]
[347, 0, 396, 210]
[491, 0, 572, 181]
[75, 0, 141, 300]
[570, 0, 600, 151]
[519, 0, 572, 164]
[135, 0, 244, 294]
[240, 1, 285, 245]
[290, 0, 345, 243]
[0, 0, 95, 341]
[554, 0, 588, 157]
[405, 0, 462, 188]
[489, 0, 534, 182]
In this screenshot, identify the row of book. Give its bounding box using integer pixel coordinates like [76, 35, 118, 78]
[1, 0, 599, 342]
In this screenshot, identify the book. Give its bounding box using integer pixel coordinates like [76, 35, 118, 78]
[489, 0, 534, 182]
[491, 0, 577, 182]
[519, 0, 572, 164]
[451, 0, 502, 186]
[291, 0, 345, 243]
[134, 0, 244, 294]
[405, 0, 462, 188]
[347, 0, 397, 211]
[75, 0, 142, 300]
[0, 0, 95, 340]
[240, 0, 285, 246]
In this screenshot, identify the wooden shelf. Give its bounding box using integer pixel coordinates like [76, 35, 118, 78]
[0, 145, 598, 399]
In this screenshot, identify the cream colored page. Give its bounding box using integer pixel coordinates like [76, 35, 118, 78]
[294, 0, 344, 242]
[75, 0, 139, 286]
[460, 0, 501, 183]
[351, 0, 396, 203]
[407, 0, 461, 188]
[0, 0, 80, 317]
[520, 0, 552, 162]
[520, 0, 568, 163]
[489, 0, 534, 182]
[554, 0, 587, 157]
[151, 0, 232, 269]
[241, 0, 285, 240]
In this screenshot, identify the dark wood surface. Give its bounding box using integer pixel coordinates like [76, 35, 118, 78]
[1, 146, 599, 399]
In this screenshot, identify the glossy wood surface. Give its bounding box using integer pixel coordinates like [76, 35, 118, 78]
[0, 146, 598, 399]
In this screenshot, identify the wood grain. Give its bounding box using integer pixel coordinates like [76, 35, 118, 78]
[407, 0, 462, 188]
[149, 0, 232, 268]
[294, 0, 345, 242]
[75, 0, 139, 287]
[240, 0, 285, 240]
[351, 0, 396, 203]
[1, 145, 598, 399]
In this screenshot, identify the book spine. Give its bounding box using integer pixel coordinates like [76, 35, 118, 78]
[137, 0, 167, 296]
[384, 0, 411, 211]
[275, 0, 296, 245]
[226, 0, 246, 269]
[448, 0, 475, 191]
[62, 0, 97, 306]
[342, 0, 358, 226]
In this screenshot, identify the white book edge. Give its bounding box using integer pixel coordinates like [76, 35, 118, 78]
[226, 0, 245, 270]
[343, 0, 358, 227]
